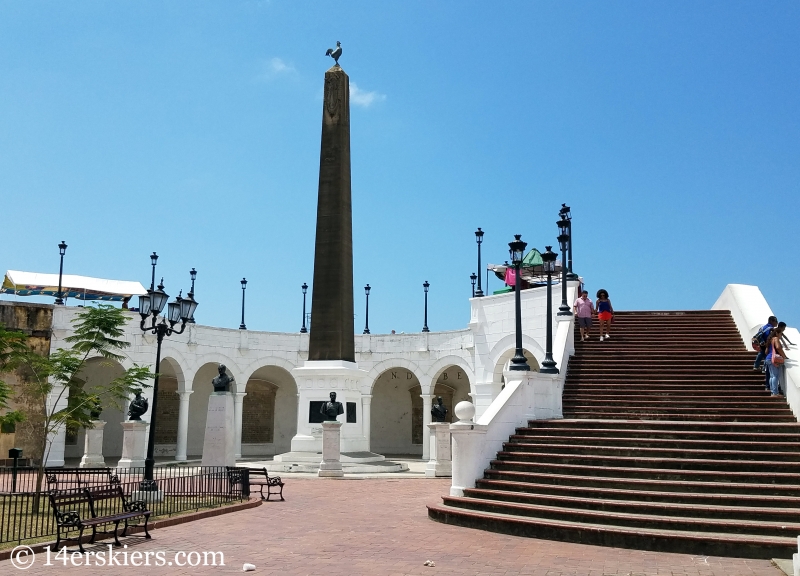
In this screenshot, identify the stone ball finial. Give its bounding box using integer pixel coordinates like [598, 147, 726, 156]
[454, 401, 476, 423]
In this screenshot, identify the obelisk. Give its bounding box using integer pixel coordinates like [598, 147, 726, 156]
[308, 63, 355, 362]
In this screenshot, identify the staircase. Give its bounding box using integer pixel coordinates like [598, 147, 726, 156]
[428, 310, 800, 559]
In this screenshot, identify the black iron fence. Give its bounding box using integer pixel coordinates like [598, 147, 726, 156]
[0, 466, 248, 546]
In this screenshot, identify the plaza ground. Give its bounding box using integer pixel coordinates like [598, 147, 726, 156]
[5, 478, 784, 575]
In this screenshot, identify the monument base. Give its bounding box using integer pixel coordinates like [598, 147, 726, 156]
[117, 420, 147, 469]
[319, 421, 344, 478]
[426, 422, 452, 477]
[202, 392, 236, 468]
[80, 420, 106, 468]
[268, 451, 408, 474]
[130, 489, 165, 504]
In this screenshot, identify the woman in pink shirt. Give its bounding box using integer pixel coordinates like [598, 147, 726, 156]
[573, 290, 594, 342]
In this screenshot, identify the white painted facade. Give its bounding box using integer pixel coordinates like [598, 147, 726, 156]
[44, 280, 580, 466]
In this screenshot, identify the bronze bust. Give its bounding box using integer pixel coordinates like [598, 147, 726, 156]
[431, 396, 448, 423]
[212, 364, 234, 393]
[128, 392, 149, 421]
[320, 391, 344, 421]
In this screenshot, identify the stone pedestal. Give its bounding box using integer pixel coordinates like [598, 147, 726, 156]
[425, 422, 452, 477]
[117, 420, 147, 469]
[202, 392, 236, 467]
[318, 421, 344, 478]
[79, 420, 106, 468]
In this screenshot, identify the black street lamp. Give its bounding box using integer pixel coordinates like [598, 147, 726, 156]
[300, 283, 308, 333]
[55, 241, 67, 305]
[422, 281, 430, 333]
[560, 204, 578, 281]
[557, 216, 573, 316]
[470, 273, 477, 297]
[508, 235, 530, 371]
[239, 278, 247, 330]
[474, 228, 484, 297]
[149, 252, 159, 292]
[363, 284, 371, 334]
[540, 246, 559, 374]
[138, 279, 198, 490]
[188, 268, 197, 323]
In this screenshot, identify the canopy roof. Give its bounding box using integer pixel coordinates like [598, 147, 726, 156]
[1, 270, 147, 302]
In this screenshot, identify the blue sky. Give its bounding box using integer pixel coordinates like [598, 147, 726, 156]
[1, 1, 798, 333]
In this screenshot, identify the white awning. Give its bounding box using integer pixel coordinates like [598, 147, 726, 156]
[2, 270, 147, 302]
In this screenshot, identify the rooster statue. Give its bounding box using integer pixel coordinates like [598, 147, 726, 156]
[325, 41, 342, 65]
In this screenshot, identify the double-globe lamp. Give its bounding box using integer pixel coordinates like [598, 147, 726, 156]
[508, 235, 530, 371]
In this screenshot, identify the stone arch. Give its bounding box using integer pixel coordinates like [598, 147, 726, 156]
[186, 362, 237, 458]
[65, 356, 127, 463]
[491, 348, 540, 386]
[370, 366, 422, 456]
[427, 355, 475, 394]
[427, 363, 473, 422]
[241, 364, 298, 456]
[366, 358, 426, 395]
[150, 356, 185, 458]
[485, 334, 544, 382]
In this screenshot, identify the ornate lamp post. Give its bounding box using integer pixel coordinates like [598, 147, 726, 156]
[188, 268, 197, 323]
[422, 281, 430, 333]
[557, 215, 573, 316]
[508, 235, 530, 371]
[363, 284, 371, 334]
[239, 278, 247, 330]
[540, 246, 559, 374]
[55, 241, 67, 305]
[138, 279, 198, 490]
[474, 228, 484, 297]
[560, 204, 578, 281]
[300, 283, 308, 333]
[149, 252, 158, 291]
[470, 273, 477, 297]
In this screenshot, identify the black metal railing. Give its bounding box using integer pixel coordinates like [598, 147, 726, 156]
[0, 466, 248, 546]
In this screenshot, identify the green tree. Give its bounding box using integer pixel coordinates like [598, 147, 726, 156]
[0, 305, 152, 503]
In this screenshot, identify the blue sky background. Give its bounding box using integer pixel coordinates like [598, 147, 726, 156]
[1, 1, 798, 333]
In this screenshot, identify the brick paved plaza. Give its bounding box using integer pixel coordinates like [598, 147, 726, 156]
[4, 478, 784, 575]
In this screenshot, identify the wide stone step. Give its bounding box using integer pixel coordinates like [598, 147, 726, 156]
[522, 419, 800, 433]
[508, 434, 800, 452]
[490, 459, 800, 483]
[463, 488, 800, 523]
[482, 468, 800, 497]
[563, 392, 773, 401]
[474, 478, 800, 508]
[501, 441, 800, 461]
[562, 399, 783, 408]
[562, 410, 796, 422]
[439, 496, 800, 538]
[427, 502, 796, 559]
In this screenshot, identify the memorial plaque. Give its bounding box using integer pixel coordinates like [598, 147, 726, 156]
[309, 401, 326, 424]
[346, 402, 357, 423]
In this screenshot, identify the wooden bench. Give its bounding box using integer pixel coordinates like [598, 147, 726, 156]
[45, 467, 120, 493]
[49, 486, 151, 552]
[227, 466, 284, 501]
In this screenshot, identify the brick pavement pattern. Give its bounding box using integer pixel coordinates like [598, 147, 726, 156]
[6, 479, 782, 575]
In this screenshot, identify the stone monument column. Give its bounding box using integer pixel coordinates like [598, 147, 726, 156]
[319, 421, 344, 478]
[117, 420, 148, 469]
[361, 395, 372, 452]
[79, 420, 106, 468]
[234, 392, 246, 459]
[201, 392, 236, 467]
[175, 390, 193, 462]
[426, 422, 452, 477]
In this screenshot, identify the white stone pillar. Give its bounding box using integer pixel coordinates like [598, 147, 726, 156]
[201, 392, 236, 467]
[449, 402, 487, 497]
[361, 395, 372, 452]
[117, 420, 148, 469]
[319, 421, 344, 477]
[175, 391, 193, 462]
[426, 422, 452, 477]
[44, 384, 69, 466]
[421, 394, 433, 460]
[234, 392, 246, 459]
[79, 420, 106, 468]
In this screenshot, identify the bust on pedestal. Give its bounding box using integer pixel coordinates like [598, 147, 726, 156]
[202, 364, 236, 467]
[80, 420, 107, 468]
[117, 392, 149, 469]
[426, 397, 452, 477]
[318, 392, 344, 478]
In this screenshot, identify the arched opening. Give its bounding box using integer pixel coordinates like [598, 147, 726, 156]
[242, 366, 298, 457]
[65, 357, 126, 464]
[410, 366, 472, 440]
[493, 349, 539, 388]
[152, 357, 183, 459]
[370, 368, 421, 456]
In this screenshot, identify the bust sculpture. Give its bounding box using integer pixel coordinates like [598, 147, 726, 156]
[212, 364, 235, 393]
[431, 396, 448, 423]
[127, 392, 149, 421]
[320, 391, 344, 421]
